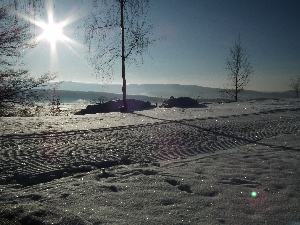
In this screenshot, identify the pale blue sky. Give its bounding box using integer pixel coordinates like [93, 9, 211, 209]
[11, 0, 300, 92]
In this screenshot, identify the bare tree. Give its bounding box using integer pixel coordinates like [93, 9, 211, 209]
[84, 0, 154, 111]
[221, 35, 253, 101]
[289, 76, 300, 98]
[0, 4, 54, 116]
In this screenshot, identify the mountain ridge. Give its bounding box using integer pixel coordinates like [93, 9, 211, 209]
[45, 81, 295, 100]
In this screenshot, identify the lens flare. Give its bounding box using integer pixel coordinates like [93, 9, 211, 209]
[11, 0, 84, 69]
[251, 191, 257, 198]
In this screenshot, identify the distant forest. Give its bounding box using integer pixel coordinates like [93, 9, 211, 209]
[37, 83, 295, 104]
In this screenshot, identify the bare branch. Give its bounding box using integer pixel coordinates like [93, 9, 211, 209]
[83, 0, 155, 78]
[221, 35, 253, 101]
[0, 3, 55, 115]
[289, 76, 300, 98]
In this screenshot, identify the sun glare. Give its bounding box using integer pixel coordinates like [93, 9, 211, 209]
[11, 0, 85, 72]
[40, 21, 64, 45]
[12, 1, 81, 52]
[35, 11, 69, 51]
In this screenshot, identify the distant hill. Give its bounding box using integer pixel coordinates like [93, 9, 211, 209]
[41, 81, 296, 103]
[49, 82, 219, 98]
[35, 89, 164, 104]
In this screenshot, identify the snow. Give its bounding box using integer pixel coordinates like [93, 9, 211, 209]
[1, 99, 300, 224]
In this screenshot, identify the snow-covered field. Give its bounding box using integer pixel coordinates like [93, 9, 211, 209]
[1, 99, 300, 224]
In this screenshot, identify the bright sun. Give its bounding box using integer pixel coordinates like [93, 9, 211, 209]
[41, 22, 64, 44]
[36, 13, 67, 49]
[13, 1, 82, 59]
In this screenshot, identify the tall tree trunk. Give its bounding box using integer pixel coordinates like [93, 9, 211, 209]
[120, 0, 127, 112]
[235, 75, 238, 102]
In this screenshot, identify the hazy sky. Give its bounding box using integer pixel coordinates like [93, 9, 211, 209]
[9, 0, 300, 92]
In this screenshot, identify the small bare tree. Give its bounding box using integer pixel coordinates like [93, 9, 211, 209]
[289, 76, 300, 98]
[0, 4, 54, 116]
[221, 35, 253, 101]
[84, 0, 155, 111]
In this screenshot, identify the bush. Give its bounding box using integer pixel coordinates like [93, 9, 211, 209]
[75, 99, 154, 114]
[160, 96, 198, 108]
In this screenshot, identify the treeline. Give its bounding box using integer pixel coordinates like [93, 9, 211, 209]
[38, 89, 296, 104]
[35, 89, 165, 104]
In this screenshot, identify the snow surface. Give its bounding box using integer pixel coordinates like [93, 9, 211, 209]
[1, 99, 300, 224]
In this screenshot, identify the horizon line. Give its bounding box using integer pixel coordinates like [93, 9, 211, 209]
[46, 80, 294, 93]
